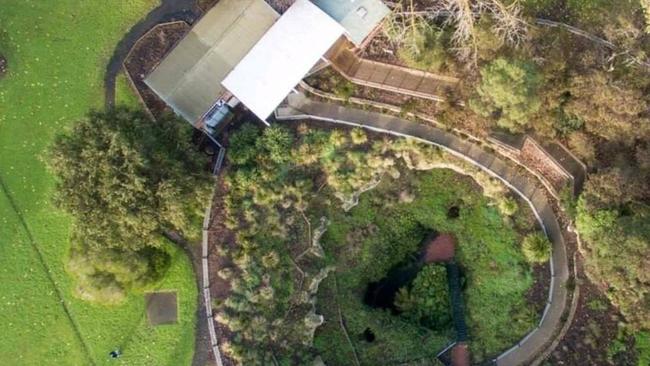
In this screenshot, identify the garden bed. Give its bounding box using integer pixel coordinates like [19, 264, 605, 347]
[123, 21, 190, 117]
[207, 122, 550, 365]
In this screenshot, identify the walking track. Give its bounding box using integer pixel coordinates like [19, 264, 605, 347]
[275, 93, 570, 366]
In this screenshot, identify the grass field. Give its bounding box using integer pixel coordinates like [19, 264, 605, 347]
[0, 1, 198, 364]
[315, 169, 538, 364]
[115, 72, 142, 109]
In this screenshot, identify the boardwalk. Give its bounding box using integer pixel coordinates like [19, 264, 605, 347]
[275, 93, 570, 366]
[327, 43, 459, 101]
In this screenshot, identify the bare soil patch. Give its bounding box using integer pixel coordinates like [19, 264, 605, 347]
[206, 175, 237, 366]
[145, 291, 179, 325]
[123, 21, 190, 117]
[547, 274, 635, 365]
[423, 233, 456, 263]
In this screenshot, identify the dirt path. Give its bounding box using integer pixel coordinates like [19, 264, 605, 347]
[276, 93, 571, 366]
[103, 0, 201, 108]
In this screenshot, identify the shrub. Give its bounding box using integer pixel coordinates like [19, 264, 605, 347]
[350, 128, 368, 145]
[49, 107, 210, 304]
[568, 132, 596, 165]
[470, 58, 541, 132]
[498, 197, 519, 216]
[333, 79, 356, 100]
[258, 125, 293, 164]
[521, 233, 551, 263]
[398, 24, 452, 72]
[228, 123, 261, 165]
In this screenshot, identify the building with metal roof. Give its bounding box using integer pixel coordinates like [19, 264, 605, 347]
[222, 0, 344, 122]
[144, 0, 279, 124]
[144, 0, 390, 130]
[311, 0, 390, 46]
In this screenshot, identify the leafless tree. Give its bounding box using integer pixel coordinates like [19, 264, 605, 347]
[485, 1, 528, 45]
[392, 0, 529, 65]
[383, 0, 430, 56]
[433, 0, 479, 64]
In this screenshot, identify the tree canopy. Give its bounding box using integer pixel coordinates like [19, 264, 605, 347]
[50, 107, 212, 303]
[470, 58, 541, 132]
[576, 168, 650, 330]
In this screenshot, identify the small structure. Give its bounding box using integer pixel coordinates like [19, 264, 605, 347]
[145, 291, 179, 325]
[145, 0, 280, 129]
[222, 0, 345, 123]
[311, 0, 390, 47]
[144, 0, 390, 133]
[488, 132, 586, 196]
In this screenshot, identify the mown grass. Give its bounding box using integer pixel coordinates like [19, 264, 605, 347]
[0, 1, 198, 364]
[315, 169, 537, 364]
[115, 72, 142, 109]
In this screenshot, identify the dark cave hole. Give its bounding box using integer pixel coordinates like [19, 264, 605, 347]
[447, 206, 460, 219]
[363, 328, 376, 342]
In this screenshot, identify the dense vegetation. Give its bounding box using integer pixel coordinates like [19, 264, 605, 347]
[385, 1, 650, 357]
[216, 123, 541, 364]
[0, 1, 199, 364]
[50, 108, 212, 303]
[317, 168, 539, 363]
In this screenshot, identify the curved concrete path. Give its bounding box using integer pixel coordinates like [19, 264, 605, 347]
[275, 93, 569, 366]
[104, 0, 200, 108]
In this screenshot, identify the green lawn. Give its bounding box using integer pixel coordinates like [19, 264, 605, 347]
[0, 1, 197, 364]
[315, 169, 538, 364]
[115, 72, 142, 109]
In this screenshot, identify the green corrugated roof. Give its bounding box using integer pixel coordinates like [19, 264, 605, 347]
[144, 0, 279, 123]
[311, 0, 390, 46]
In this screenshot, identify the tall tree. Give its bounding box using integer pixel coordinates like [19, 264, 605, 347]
[50, 107, 212, 303]
[564, 71, 649, 142]
[50, 107, 212, 250]
[470, 58, 541, 132]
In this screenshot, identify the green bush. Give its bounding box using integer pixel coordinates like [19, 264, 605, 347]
[398, 25, 452, 72]
[636, 331, 650, 366]
[49, 107, 212, 304]
[228, 123, 261, 166]
[470, 58, 541, 132]
[521, 233, 551, 263]
[498, 197, 519, 216]
[396, 264, 452, 330]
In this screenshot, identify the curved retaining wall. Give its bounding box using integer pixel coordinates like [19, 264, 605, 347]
[275, 93, 569, 366]
[201, 202, 224, 366]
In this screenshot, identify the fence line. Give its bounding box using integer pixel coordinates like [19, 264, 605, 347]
[275, 96, 570, 365]
[202, 200, 224, 366]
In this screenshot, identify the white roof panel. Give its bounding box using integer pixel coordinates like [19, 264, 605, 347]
[222, 0, 345, 121]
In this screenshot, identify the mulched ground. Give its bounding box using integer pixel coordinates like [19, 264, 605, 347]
[196, 0, 219, 13]
[546, 256, 637, 365]
[123, 21, 190, 117]
[145, 291, 179, 325]
[206, 175, 237, 366]
[451, 343, 471, 366]
[422, 233, 456, 263]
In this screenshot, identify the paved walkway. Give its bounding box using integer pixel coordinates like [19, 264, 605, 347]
[328, 46, 459, 102]
[104, 0, 201, 108]
[275, 93, 570, 366]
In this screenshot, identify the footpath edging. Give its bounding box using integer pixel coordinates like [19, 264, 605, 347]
[275, 94, 570, 366]
[201, 201, 224, 366]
